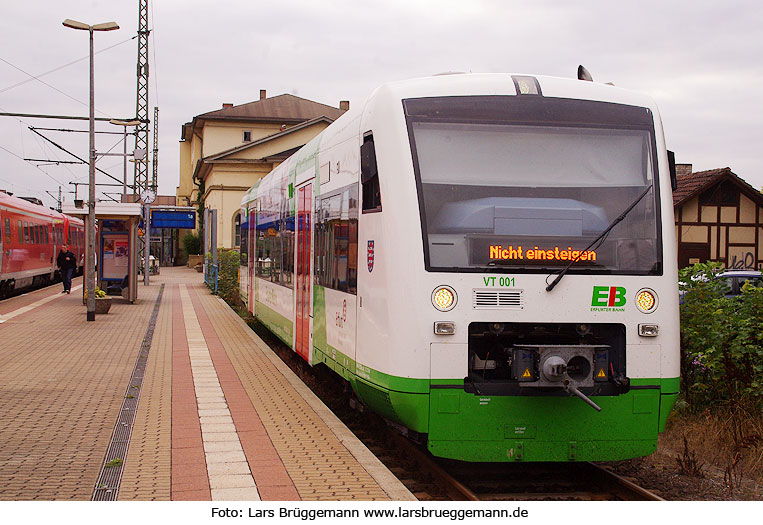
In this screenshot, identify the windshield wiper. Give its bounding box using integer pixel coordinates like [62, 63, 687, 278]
[545, 184, 653, 292]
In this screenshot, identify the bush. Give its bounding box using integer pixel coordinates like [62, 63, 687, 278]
[216, 249, 242, 306]
[679, 262, 763, 418]
[181, 232, 202, 256]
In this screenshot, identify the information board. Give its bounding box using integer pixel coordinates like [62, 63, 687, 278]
[151, 210, 196, 229]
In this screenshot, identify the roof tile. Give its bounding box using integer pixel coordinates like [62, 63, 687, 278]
[196, 94, 345, 123]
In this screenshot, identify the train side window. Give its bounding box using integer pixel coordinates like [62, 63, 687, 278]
[4, 217, 10, 242]
[361, 134, 382, 213]
[24, 222, 29, 243]
[315, 184, 358, 294]
[34, 224, 39, 244]
[18, 221, 23, 244]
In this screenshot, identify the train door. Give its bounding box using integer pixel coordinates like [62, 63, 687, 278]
[295, 183, 313, 361]
[0, 215, 5, 273]
[248, 208, 256, 314]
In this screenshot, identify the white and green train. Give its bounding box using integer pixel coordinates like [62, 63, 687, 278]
[240, 73, 680, 462]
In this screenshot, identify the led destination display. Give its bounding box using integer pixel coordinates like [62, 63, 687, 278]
[488, 244, 598, 262]
[469, 237, 613, 267]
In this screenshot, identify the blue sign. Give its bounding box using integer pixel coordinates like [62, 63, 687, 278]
[151, 210, 196, 229]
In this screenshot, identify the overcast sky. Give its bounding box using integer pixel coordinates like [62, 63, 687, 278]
[1, 0, 761, 209]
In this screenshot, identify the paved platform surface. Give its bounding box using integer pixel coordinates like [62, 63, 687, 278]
[0, 267, 413, 501]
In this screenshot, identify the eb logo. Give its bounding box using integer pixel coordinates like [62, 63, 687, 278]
[591, 286, 626, 307]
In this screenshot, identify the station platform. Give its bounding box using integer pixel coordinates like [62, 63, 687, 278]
[0, 267, 414, 501]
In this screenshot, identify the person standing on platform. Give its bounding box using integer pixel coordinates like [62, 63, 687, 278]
[56, 244, 76, 294]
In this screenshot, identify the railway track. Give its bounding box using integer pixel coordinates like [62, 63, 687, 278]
[248, 317, 664, 502]
[382, 428, 663, 501]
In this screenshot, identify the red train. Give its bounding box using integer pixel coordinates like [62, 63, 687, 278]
[0, 191, 85, 296]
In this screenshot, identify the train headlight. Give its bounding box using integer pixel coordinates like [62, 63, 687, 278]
[432, 286, 457, 312]
[635, 288, 658, 313]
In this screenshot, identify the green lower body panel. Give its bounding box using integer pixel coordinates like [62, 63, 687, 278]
[427, 385, 669, 462]
[254, 300, 293, 347]
[342, 374, 678, 461]
[352, 377, 430, 434]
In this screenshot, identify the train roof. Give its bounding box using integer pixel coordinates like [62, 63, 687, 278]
[0, 191, 82, 224]
[0, 191, 60, 217]
[367, 73, 660, 112]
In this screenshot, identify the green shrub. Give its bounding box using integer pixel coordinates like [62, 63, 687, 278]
[679, 262, 763, 422]
[216, 249, 241, 306]
[181, 232, 202, 256]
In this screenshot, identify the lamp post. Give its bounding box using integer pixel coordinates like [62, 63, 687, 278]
[63, 18, 119, 322]
[109, 119, 141, 201]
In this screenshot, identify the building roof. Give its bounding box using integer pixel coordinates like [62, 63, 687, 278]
[673, 167, 763, 208]
[204, 116, 333, 161]
[191, 115, 333, 183]
[194, 94, 345, 125]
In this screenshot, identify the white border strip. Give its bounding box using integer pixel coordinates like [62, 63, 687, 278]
[0, 285, 83, 323]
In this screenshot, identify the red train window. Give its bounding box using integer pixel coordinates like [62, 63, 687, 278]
[18, 221, 23, 244]
[4, 217, 10, 241]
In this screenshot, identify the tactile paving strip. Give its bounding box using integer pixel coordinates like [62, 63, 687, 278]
[92, 285, 165, 501]
[191, 286, 411, 500]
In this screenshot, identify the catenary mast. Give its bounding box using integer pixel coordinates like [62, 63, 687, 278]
[134, 0, 149, 194]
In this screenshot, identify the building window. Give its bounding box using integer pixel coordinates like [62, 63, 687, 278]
[233, 212, 241, 247]
[243, 130, 252, 142]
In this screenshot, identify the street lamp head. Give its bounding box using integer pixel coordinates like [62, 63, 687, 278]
[109, 119, 141, 127]
[62, 19, 119, 31]
[62, 19, 90, 30]
[93, 22, 120, 31]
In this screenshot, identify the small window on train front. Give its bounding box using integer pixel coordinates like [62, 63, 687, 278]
[361, 134, 381, 213]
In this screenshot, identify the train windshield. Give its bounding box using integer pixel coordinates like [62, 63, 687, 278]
[404, 96, 662, 274]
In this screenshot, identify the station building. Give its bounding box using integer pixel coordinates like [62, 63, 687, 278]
[176, 90, 348, 250]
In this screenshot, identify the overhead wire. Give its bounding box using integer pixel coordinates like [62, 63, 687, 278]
[0, 143, 67, 189]
[0, 56, 114, 119]
[0, 31, 139, 205]
[0, 34, 137, 94]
